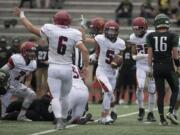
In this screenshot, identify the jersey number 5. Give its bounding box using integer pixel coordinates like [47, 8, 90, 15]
[105, 50, 115, 64]
[57, 36, 68, 55]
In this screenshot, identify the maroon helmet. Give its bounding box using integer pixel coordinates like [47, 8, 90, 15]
[89, 17, 105, 36]
[104, 20, 119, 42]
[132, 17, 148, 37]
[20, 41, 36, 60]
[53, 10, 72, 26]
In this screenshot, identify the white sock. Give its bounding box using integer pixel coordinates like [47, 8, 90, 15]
[61, 95, 69, 119]
[148, 93, 156, 112]
[102, 93, 112, 111]
[136, 88, 144, 108]
[52, 98, 62, 118]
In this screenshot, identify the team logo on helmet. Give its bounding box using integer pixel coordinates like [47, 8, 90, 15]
[132, 17, 148, 37]
[53, 10, 72, 26]
[104, 20, 119, 42]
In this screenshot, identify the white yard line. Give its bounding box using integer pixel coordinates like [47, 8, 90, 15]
[29, 107, 168, 135]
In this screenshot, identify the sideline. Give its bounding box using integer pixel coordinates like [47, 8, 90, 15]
[29, 107, 167, 135]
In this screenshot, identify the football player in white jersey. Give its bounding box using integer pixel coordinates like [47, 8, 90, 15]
[130, 17, 156, 122]
[49, 65, 90, 124]
[67, 65, 89, 124]
[14, 8, 89, 130]
[1, 41, 37, 121]
[83, 20, 126, 124]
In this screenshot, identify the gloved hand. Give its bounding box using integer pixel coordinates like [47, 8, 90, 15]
[89, 53, 97, 64]
[79, 14, 87, 29]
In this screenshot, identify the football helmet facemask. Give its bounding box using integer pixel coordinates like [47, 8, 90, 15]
[104, 20, 119, 42]
[132, 17, 148, 37]
[53, 10, 72, 26]
[89, 17, 105, 37]
[20, 41, 37, 60]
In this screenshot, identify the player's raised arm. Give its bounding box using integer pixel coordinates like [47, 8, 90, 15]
[14, 7, 41, 37]
[76, 42, 89, 78]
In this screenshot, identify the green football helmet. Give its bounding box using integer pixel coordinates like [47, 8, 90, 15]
[154, 13, 170, 29]
[0, 69, 10, 95]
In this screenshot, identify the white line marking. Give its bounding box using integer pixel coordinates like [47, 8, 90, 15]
[29, 107, 168, 135]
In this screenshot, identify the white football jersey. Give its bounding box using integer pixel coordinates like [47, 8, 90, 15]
[95, 34, 126, 71]
[72, 65, 86, 89]
[8, 54, 37, 86]
[40, 24, 82, 65]
[130, 30, 154, 66]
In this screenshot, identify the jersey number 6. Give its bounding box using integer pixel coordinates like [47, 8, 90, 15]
[57, 36, 68, 55]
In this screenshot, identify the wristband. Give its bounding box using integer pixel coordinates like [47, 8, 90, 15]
[20, 11, 25, 19]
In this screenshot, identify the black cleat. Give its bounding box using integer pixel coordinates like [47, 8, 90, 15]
[159, 118, 169, 126]
[147, 112, 156, 122]
[86, 113, 93, 121]
[111, 111, 117, 122]
[78, 113, 93, 125]
[78, 117, 88, 125]
[138, 108, 145, 121]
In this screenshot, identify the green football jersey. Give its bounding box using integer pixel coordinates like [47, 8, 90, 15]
[146, 31, 179, 63]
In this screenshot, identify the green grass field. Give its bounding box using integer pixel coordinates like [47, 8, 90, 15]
[0, 104, 180, 135]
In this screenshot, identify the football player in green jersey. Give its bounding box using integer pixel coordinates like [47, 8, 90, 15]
[147, 13, 180, 126]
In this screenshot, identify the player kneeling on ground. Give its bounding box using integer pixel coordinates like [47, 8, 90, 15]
[1, 41, 37, 121]
[49, 65, 92, 125]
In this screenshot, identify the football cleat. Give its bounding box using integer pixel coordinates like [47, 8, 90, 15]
[137, 108, 145, 121]
[78, 117, 88, 125]
[110, 111, 117, 122]
[159, 118, 169, 126]
[55, 118, 66, 130]
[99, 116, 114, 125]
[173, 114, 178, 120]
[86, 113, 93, 121]
[166, 112, 179, 125]
[17, 115, 32, 122]
[147, 112, 156, 122]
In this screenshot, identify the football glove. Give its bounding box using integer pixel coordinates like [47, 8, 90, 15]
[89, 53, 97, 64]
[80, 14, 87, 29]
